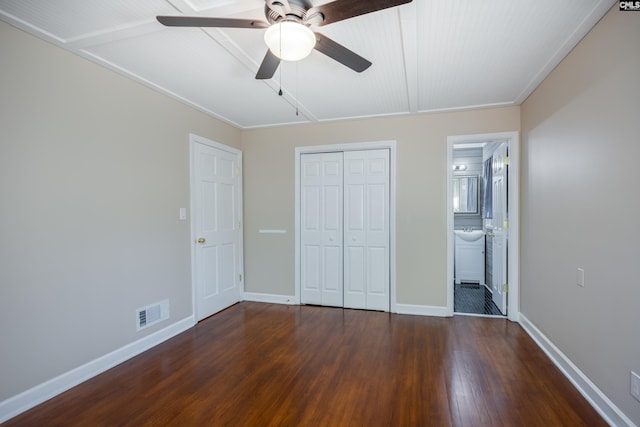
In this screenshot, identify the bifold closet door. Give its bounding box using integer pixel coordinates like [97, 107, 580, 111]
[344, 149, 390, 311]
[300, 149, 390, 311]
[300, 153, 344, 307]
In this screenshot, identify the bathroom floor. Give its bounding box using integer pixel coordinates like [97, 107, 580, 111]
[454, 283, 504, 316]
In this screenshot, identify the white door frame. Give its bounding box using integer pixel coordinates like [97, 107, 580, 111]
[446, 132, 520, 322]
[189, 133, 244, 321]
[294, 141, 397, 312]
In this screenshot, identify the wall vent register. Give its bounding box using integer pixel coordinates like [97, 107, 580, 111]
[136, 299, 169, 331]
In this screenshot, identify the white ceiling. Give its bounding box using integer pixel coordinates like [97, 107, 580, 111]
[0, 0, 615, 129]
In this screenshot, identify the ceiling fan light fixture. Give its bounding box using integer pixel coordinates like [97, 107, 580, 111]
[264, 21, 316, 61]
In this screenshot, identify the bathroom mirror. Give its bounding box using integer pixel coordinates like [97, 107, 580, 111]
[453, 175, 479, 214]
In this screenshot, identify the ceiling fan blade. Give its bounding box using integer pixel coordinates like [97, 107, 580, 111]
[313, 32, 372, 73]
[256, 50, 281, 79]
[157, 16, 269, 29]
[308, 0, 412, 26]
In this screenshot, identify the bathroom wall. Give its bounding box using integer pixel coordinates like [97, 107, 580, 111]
[453, 147, 483, 230]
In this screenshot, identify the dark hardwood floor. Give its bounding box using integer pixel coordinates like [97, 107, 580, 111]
[5, 302, 606, 426]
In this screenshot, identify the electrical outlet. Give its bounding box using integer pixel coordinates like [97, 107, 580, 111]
[631, 371, 640, 402]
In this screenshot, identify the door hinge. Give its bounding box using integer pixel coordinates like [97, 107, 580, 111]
[239, 274, 243, 282]
[237, 220, 241, 229]
[236, 166, 241, 176]
[503, 283, 508, 292]
[503, 220, 509, 229]
[504, 156, 510, 166]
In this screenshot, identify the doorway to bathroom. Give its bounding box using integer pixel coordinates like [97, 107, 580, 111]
[446, 132, 519, 321]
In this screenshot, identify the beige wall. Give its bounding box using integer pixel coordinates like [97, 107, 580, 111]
[521, 7, 640, 425]
[241, 107, 520, 305]
[0, 21, 240, 401]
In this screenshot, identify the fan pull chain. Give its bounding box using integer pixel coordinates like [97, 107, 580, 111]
[278, 22, 283, 96]
[295, 61, 299, 116]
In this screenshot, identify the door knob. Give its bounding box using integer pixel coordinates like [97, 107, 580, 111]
[197, 237, 206, 244]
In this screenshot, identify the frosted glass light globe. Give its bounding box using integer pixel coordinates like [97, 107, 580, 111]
[264, 22, 316, 61]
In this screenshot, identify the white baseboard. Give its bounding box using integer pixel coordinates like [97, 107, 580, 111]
[394, 303, 450, 317]
[0, 315, 195, 424]
[243, 292, 297, 305]
[519, 314, 635, 427]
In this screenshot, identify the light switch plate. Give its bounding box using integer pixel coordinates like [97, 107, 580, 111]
[179, 208, 187, 220]
[631, 371, 640, 402]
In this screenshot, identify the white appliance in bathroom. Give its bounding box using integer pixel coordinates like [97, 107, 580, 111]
[454, 230, 485, 286]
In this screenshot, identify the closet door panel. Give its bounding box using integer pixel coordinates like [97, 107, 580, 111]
[302, 245, 321, 303]
[344, 149, 390, 311]
[344, 246, 366, 309]
[300, 153, 343, 306]
[301, 156, 322, 304]
[368, 247, 387, 294]
[322, 245, 343, 306]
[344, 154, 366, 308]
[365, 150, 390, 311]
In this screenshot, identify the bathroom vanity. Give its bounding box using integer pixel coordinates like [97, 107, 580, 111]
[454, 230, 485, 286]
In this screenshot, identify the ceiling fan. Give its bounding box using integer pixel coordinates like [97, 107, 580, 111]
[157, 0, 412, 80]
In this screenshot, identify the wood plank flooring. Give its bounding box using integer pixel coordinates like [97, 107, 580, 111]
[5, 302, 606, 426]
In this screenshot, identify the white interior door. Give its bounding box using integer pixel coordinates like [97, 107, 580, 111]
[300, 153, 344, 307]
[491, 143, 508, 314]
[344, 149, 390, 311]
[192, 138, 242, 320]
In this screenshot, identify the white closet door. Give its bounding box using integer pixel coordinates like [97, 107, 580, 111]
[300, 153, 344, 307]
[344, 149, 390, 311]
